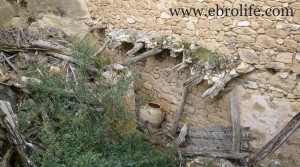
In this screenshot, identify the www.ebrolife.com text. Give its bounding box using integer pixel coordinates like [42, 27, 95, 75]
[169, 4, 295, 17]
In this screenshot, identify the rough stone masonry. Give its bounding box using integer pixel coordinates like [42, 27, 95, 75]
[86, 0, 300, 166]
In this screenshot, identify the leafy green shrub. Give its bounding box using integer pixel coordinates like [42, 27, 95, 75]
[17, 38, 178, 167]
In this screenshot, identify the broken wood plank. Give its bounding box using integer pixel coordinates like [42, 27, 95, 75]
[231, 95, 241, 153]
[180, 148, 249, 159]
[245, 112, 300, 167]
[126, 42, 144, 57]
[174, 123, 188, 147]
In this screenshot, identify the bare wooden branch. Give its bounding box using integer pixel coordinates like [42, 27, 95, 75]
[93, 39, 111, 57]
[0, 54, 17, 63]
[122, 48, 162, 65]
[0, 100, 45, 155]
[0, 147, 14, 167]
[170, 86, 189, 136]
[231, 95, 240, 153]
[162, 51, 190, 73]
[1, 52, 19, 73]
[201, 72, 232, 98]
[31, 40, 71, 55]
[180, 148, 249, 159]
[246, 112, 300, 167]
[45, 52, 76, 63]
[126, 42, 144, 57]
[69, 65, 78, 87]
[174, 123, 188, 147]
[162, 62, 188, 73]
[170, 75, 204, 136]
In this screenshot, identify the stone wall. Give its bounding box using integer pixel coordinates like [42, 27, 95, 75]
[86, 0, 300, 166]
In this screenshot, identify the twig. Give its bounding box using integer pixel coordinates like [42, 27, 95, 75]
[1, 52, 19, 73]
[36, 67, 44, 78]
[0, 54, 17, 63]
[93, 38, 111, 57]
[69, 65, 78, 87]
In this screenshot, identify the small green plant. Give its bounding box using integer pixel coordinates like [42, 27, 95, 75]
[189, 47, 214, 62]
[17, 38, 178, 167]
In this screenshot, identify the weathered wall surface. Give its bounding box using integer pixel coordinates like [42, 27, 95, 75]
[87, 0, 300, 166]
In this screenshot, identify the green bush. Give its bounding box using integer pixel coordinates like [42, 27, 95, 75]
[17, 38, 178, 167]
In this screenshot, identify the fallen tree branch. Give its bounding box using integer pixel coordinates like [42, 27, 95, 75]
[0, 147, 14, 167]
[245, 112, 300, 167]
[0, 100, 45, 166]
[31, 40, 71, 55]
[125, 42, 144, 57]
[1, 52, 19, 73]
[45, 52, 76, 63]
[93, 39, 111, 57]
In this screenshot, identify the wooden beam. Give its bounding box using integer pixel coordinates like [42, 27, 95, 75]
[125, 42, 144, 57]
[231, 95, 241, 152]
[180, 148, 249, 160]
[170, 86, 189, 136]
[245, 112, 300, 167]
[170, 75, 204, 136]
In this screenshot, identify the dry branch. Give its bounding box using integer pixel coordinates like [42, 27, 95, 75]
[1, 52, 19, 73]
[31, 40, 71, 55]
[245, 112, 300, 167]
[0, 100, 45, 162]
[126, 42, 144, 57]
[122, 48, 162, 65]
[162, 51, 190, 73]
[45, 52, 76, 63]
[170, 75, 204, 136]
[0, 147, 14, 167]
[105, 48, 163, 69]
[170, 86, 189, 137]
[93, 39, 111, 57]
[201, 72, 232, 98]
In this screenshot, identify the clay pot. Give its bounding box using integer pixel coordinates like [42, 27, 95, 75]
[139, 102, 164, 129]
